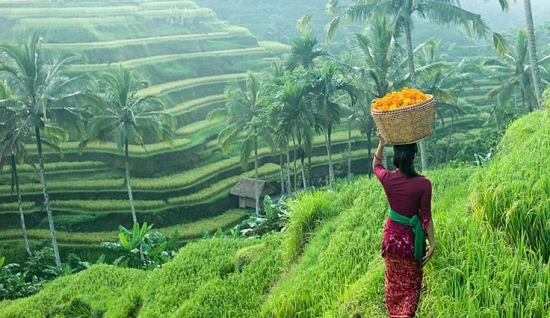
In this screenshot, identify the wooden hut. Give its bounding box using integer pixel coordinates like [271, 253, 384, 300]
[230, 177, 276, 210]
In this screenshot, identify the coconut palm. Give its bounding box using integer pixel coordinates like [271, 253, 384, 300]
[328, 0, 494, 171]
[340, 15, 407, 173]
[522, 0, 544, 109]
[0, 32, 96, 269]
[80, 65, 174, 224]
[348, 15, 407, 98]
[483, 29, 550, 115]
[213, 71, 268, 216]
[415, 39, 474, 166]
[0, 82, 34, 257]
[488, 0, 544, 109]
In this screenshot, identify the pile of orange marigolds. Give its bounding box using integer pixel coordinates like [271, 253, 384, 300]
[371, 87, 429, 111]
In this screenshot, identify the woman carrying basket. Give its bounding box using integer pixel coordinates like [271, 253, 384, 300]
[372, 133, 436, 317]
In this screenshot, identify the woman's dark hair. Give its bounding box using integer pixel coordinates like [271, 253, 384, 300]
[393, 143, 421, 178]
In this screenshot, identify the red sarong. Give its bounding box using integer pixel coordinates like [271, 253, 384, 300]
[384, 253, 423, 318]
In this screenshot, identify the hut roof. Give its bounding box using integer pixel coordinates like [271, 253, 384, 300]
[230, 177, 275, 199]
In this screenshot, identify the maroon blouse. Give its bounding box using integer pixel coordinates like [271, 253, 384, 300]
[374, 164, 432, 259]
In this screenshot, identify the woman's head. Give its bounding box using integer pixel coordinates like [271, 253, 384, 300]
[393, 143, 420, 178]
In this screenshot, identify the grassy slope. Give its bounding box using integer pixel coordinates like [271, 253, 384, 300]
[1, 108, 549, 317]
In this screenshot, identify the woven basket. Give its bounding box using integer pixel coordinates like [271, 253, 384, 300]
[371, 95, 435, 145]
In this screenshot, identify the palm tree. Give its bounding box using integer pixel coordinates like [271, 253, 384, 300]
[285, 31, 329, 71]
[341, 15, 407, 173]
[328, 0, 493, 171]
[0, 82, 34, 257]
[483, 29, 550, 115]
[262, 62, 289, 195]
[80, 65, 174, 224]
[212, 71, 268, 216]
[0, 32, 96, 269]
[309, 62, 356, 189]
[415, 39, 473, 166]
[488, 0, 544, 109]
[522, 0, 544, 109]
[275, 78, 320, 192]
[284, 32, 328, 187]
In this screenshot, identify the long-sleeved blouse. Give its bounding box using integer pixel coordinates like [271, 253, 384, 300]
[374, 164, 432, 259]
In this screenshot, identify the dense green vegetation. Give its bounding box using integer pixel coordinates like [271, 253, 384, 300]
[1, 103, 549, 316]
[1, 0, 550, 314]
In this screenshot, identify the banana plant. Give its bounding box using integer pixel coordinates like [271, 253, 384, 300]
[101, 222, 179, 270]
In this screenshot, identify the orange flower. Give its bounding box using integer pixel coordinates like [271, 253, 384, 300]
[371, 87, 429, 111]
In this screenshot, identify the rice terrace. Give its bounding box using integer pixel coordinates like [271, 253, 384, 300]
[0, 0, 549, 317]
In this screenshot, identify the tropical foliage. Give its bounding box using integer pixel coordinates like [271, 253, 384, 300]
[483, 28, 550, 114]
[0, 1, 549, 316]
[79, 65, 175, 224]
[2, 108, 550, 316]
[101, 222, 179, 270]
[0, 31, 98, 268]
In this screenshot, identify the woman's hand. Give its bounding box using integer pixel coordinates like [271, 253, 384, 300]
[377, 132, 388, 147]
[422, 242, 436, 266]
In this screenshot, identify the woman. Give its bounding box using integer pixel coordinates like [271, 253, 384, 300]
[372, 134, 436, 318]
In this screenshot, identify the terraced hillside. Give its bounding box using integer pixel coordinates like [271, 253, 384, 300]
[0, 0, 381, 263]
[0, 0, 524, 264]
[0, 0, 291, 259]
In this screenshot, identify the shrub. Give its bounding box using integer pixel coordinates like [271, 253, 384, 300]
[0, 263, 43, 301]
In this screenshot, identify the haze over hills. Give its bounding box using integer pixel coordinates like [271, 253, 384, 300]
[461, 0, 549, 33]
[195, 0, 549, 56]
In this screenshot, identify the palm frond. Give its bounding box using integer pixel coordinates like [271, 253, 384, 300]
[325, 16, 341, 44]
[424, 0, 490, 39]
[297, 14, 313, 33]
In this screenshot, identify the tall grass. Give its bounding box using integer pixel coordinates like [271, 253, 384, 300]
[1, 165, 550, 316]
[470, 110, 550, 259]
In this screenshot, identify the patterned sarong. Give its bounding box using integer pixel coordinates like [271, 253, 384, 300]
[384, 253, 423, 318]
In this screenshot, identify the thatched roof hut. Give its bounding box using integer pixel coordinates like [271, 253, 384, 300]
[230, 177, 276, 210]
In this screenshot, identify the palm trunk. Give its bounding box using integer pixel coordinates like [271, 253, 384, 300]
[254, 133, 260, 216]
[367, 128, 373, 178]
[405, 22, 427, 171]
[307, 153, 312, 187]
[347, 119, 352, 180]
[35, 127, 61, 269]
[292, 138, 297, 191]
[326, 125, 334, 189]
[125, 139, 143, 260]
[523, 0, 543, 109]
[12, 153, 32, 257]
[286, 145, 291, 197]
[299, 146, 307, 190]
[125, 139, 137, 224]
[279, 151, 285, 195]
[405, 23, 416, 88]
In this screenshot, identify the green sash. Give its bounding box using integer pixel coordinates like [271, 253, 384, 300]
[389, 208, 425, 264]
